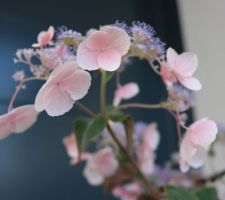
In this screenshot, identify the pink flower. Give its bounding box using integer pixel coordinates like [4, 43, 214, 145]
[76, 26, 130, 71]
[32, 26, 54, 48]
[179, 118, 218, 173]
[113, 82, 140, 106]
[161, 47, 202, 90]
[63, 133, 90, 165]
[12, 70, 25, 81]
[83, 147, 118, 186]
[137, 123, 160, 175]
[35, 61, 91, 116]
[142, 123, 160, 151]
[112, 181, 143, 200]
[0, 105, 38, 140]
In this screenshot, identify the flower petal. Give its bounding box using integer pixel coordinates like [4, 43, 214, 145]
[12, 105, 38, 133]
[178, 76, 202, 91]
[166, 47, 178, 67]
[101, 26, 130, 55]
[86, 31, 110, 50]
[0, 105, 38, 140]
[45, 86, 74, 116]
[142, 123, 160, 151]
[113, 82, 140, 106]
[35, 85, 74, 116]
[189, 118, 218, 149]
[83, 164, 104, 186]
[0, 115, 13, 140]
[76, 41, 99, 71]
[174, 53, 198, 77]
[97, 49, 121, 71]
[189, 147, 207, 168]
[35, 82, 51, 112]
[60, 69, 91, 100]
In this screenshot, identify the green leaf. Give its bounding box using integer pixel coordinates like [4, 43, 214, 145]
[165, 186, 199, 200]
[103, 71, 115, 83]
[73, 117, 88, 152]
[74, 115, 108, 152]
[81, 114, 108, 149]
[195, 187, 217, 200]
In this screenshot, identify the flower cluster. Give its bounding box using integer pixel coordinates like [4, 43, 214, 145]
[0, 22, 223, 200]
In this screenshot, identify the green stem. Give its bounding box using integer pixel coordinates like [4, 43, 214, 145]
[116, 102, 169, 111]
[100, 70, 106, 114]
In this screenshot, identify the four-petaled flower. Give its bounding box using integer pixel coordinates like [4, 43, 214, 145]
[35, 61, 91, 116]
[161, 47, 202, 91]
[77, 26, 130, 71]
[179, 118, 218, 173]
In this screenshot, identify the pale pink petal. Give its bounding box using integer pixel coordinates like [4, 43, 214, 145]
[93, 147, 118, 177]
[101, 26, 130, 55]
[12, 105, 38, 133]
[179, 118, 218, 172]
[142, 123, 160, 151]
[63, 134, 79, 164]
[60, 70, 91, 100]
[97, 49, 121, 71]
[83, 165, 104, 186]
[86, 31, 110, 50]
[175, 53, 198, 77]
[113, 182, 143, 200]
[76, 41, 99, 71]
[189, 118, 218, 149]
[0, 115, 13, 140]
[0, 105, 38, 140]
[178, 76, 202, 91]
[83, 147, 118, 186]
[47, 26, 54, 40]
[113, 82, 140, 106]
[189, 147, 207, 168]
[166, 47, 178, 67]
[49, 61, 79, 82]
[34, 82, 52, 112]
[179, 160, 190, 173]
[160, 62, 176, 84]
[44, 86, 74, 116]
[180, 133, 198, 167]
[32, 26, 54, 48]
[139, 149, 155, 175]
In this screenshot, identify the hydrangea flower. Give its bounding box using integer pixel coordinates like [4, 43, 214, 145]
[83, 147, 118, 186]
[113, 82, 139, 106]
[35, 61, 91, 116]
[32, 26, 54, 48]
[179, 118, 218, 173]
[76, 26, 130, 71]
[0, 105, 38, 140]
[161, 47, 202, 91]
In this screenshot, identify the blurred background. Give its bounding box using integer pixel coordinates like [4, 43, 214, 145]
[0, 0, 222, 199]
